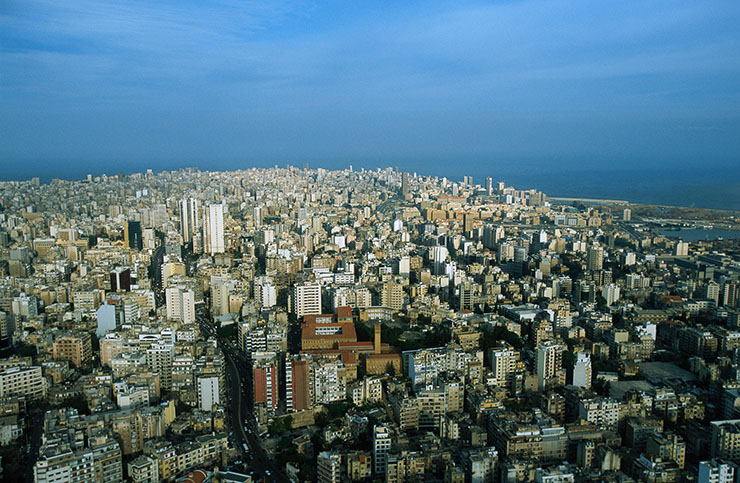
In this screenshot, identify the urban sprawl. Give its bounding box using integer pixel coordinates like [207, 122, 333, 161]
[0, 166, 739, 483]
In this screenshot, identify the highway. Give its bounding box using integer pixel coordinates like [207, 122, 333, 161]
[198, 312, 291, 483]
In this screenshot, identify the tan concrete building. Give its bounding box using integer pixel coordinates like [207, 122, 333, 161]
[52, 332, 92, 367]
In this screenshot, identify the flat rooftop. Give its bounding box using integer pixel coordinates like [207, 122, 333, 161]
[638, 362, 696, 383]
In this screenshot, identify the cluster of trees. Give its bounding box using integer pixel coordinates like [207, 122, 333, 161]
[267, 415, 293, 435]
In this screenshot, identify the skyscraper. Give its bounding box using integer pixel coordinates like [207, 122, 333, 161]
[622, 208, 632, 222]
[203, 203, 225, 254]
[179, 198, 199, 244]
[373, 425, 391, 475]
[253, 351, 279, 412]
[110, 267, 131, 292]
[253, 206, 263, 227]
[286, 354, 312, 412]
[165, 286, 195, 323]
[125, 221, 143, 251]
[317, 452, 341, 483]
[401, 172, 409, 198]
[587, 245, 604, 271]
[536, 341, 564, 391]
[290, 282, 322, 318]
[490, 345, 519, 392]
[381, 280, 404, 310]
[573, 352, 592, 389]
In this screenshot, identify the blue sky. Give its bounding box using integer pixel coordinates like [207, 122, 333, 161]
[1, 0, 739, 179]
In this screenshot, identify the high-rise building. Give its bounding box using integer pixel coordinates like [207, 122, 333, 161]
[699, 459, 737, 483]
[53, 332, 93, 368]
[578, 397, 619, 431]
[401, 172, 409, 198]
[210, 275, 234, 317]
[313, 359, 346, 405]
[601, 283, 621, 306]
[0, 312, 15, 341]
[253, 206, 263, 227]
[254, 277, 277, 308]
[587, 245, 604, 271]
[622, 208, 631, 222]
[90, 431, 123, 482]
[536, 341, 564, 391]
[128, 455, 159, 483]
[711, 420, 740, 461]
[647, 433, 686, 470]
[146, 343, 174, 391]
[165, 286, 195, 323]
[0, 366, 45, 400]
[675, 241, 689, 257]
[179, 198, 200, 244]
[11, 293, 38, 319]
[317, 452, 341, 483]
[96, 301, 116, 337]
[125, 221, 143, 251]
[253, 352, 279, 412]
[197, 375, 220, 412]
[489, 345, 519, 392]
[381, 280, 404, 310]
[286, 354, 312, 412]
[203, 203, 225, 254]
[432, 245, 448, 275]
[373, 425, 391, 475]
[573, 352, 592, 389]
[110, 267, 131, 292]
[458, 281, 475, 310]
[707, 281, 721, 305]
[723, 282, 740, 309]
[290, 282, 321, 318]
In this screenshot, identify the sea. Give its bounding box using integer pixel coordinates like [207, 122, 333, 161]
[657, 228, 740, 241]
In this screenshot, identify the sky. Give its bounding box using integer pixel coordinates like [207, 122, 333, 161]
[1, 0, 740, 181]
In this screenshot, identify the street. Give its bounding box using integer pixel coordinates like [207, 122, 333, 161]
[198, 314, 291, 483]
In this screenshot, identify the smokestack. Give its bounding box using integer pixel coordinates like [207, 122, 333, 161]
[374, 324, 381, 354]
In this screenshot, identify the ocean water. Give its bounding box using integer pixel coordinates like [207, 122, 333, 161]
[658, 228, 740, 241]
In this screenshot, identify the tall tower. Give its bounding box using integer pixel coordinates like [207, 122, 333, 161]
[622, 208, 632, 222]
[573, 352, 592, 389]
[253, 352, 279, 412]
[374, 324, 381, 354]
[253, 206, 263, 227]
[203, 203, 225, 255]
[587, 245, 604, 271]
[125, 221, 142, 250]
[317, 452, 341, 483]
[381, 280, 404, 310]
[401, 172, 409, 198]
[290, 282, 321, 318]
[536, 341, 564, 391]
[373, 425, 391, 476]
[179, 198, 199, 244]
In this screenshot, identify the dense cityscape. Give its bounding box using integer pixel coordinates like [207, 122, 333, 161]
[0, 166, 738, 482]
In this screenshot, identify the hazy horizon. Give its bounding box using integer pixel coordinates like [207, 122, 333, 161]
[2, 0, 739, 208]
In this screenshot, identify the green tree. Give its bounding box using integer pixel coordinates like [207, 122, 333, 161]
[268, 415, 293, 434]
[596, 296, 608, 309]
[592, 378, 610, 397]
